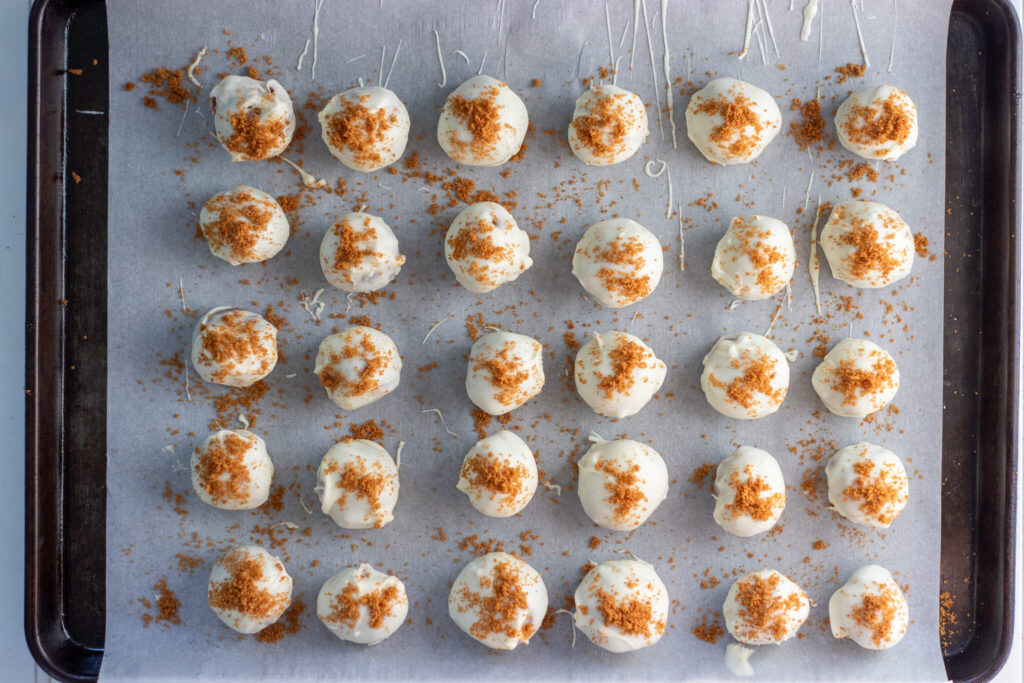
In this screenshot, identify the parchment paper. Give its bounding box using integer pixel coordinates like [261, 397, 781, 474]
[103, 0, 951, 679]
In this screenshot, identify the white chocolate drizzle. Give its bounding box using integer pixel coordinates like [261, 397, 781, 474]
[660, 0, 677, 148]
[186, 46, 207, 88]
[738, 0, 755, 60]
[433, 30, 447, 88]
[850, 0, 870, 67]
[800, 0, 819, 40]
[421, 408, 457, 437]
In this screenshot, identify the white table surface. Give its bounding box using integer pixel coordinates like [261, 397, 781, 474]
[0, 1, 1017, 681]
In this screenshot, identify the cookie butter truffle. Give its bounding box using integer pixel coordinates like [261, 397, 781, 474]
[685, 77, 781, 165]
[812, 338, 899, 417]
[574, 330, 666, 418]
[199, 186, 289, 265]
[577, 437, 669, 531]
[448, 552, 548, 650]
[191, 307, 278, 387]
[712, 215, 796, 300]
[320, 212, 405, 293]
[208, 545, 292, 634]
[568, 84, 648, 165]
[820, 200, 915, 288]
[209, 75, 295, 162]
[829, 565, 910, 650]
[466, 330, 544, 415]
[835, 85, 918, 160]
[316, 439, 399, 529]
[315, 326, 402, 410]
[318, 86, 410, 172]
[701, 332, 789, 420]
[457, 430, 538, 517]
[723, 569, 809, 645]
[191, 429, 274, 510]
[444, 202, 532, 293]
[437, 75, 528, 166]
[573, 558, 669, 653]
[317, 564, 409, 645]
[713, 446, 786, 537]
[826, 442, 909, 528]
[572, 218, 663, 308]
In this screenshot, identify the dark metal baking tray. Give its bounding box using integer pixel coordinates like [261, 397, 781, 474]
[23, 0, 1019, 680]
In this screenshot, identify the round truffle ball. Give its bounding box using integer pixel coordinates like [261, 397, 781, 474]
[574, 330, 666, 418]
[437, 75, 528, 166]
[208, 545, 293, 634]
[314, 326, 402, 410]
[723, 569, 809, 645]
[573, 558, 669, 653]
[316, 439, 399, 530]
[820, 200, 915, 289]
[191, 429, 274, 510]
[829, 565, 910, 650]
[572, 218, 663, 308]
[826, 442, 909, 528]
[191, 306, 278, 387]
[713, 446, 786, 537]
[466, 330, 544, 416]
[317, 563, 409, 645]
[700, 332, 789, 420]
[457, 430, 538, 517]
[577, 437, 668, 531]
[685, 77, 781, 165]
[448, 552, 548, 650]
[320, 212, 406, 293]
[199, 185, 289, 265]
[209, 75, 295, 162]
[444, 202, 532, 293]
[568, 84, 648, 165]
[711, 215, 796, 300]
[812, 337, 900, 417]
[835, 85, 918, 161]
[318, 86, 410, 172]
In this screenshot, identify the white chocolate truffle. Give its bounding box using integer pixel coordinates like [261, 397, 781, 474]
[437, 75, 528, 166]
[317, 564, 409, 645]
[207, 545, 292, 634]
[713, 446, 786, 537]
[826, 442, 909, 528]
[568, 84, 648, 165]
[835, 85, 918, 161]
[209, 75, 295, 162]
[448, 552, 547, 650]
[465, 330, 544, 416]
[199, 186, 289, 265]
[820, 200, 915, 289]
[812, 338, 899, 417]
[191, 429, 274, 510]
[315, 326, 402, 410]
[573, 558, 669, 653]
[457, 430, 538, 517]
[318, 86, 410, 172]
[576, 438, 669, 531]
[572, 218, 663, 308]
[191, 306, 278, 387]
[685, 78, 781, 165]
[711, 215, 796, 300]
[829, 565, 909, 650]
[316, 439, 399, 530]
[700, 332, 789, 420]
[723, 569, 809, 645]
[444, 202, 532, 293]
[320, 212, 406, 293]
[574, 330, 666, 418]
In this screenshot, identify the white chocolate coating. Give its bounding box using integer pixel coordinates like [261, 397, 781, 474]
[685, 78, 781, 165]
[576, 438, 668, 531]
[444, 202, 532, 293]
[315, 326, 402, 410]
[821, 200, 915, 289]
[457, 430, 538, 517]
[191, 429, 274, 510]
[700, 332, 789, 420]
[199, 185, 289, 265]
[437, 75, 528, 166]
[568, 84, 648, 166]
[320, 212, 405, 293]
[713, 446, 786, 537]
[573, 558, 669, 653]
[465, 330, 544, 416]
[829, 565, 909, 650]
[448, 552, 548, 650]
[574, 330, 666, 418]
[835, 85, 918, 161]
[723, 569, 809, 645]
[316, 439, 399, 530]
[318, 86, 410, 172]
[572, 218, 663, 308]
[209, 75, 295, 162]
[207, 545, 292, 634]
[711, 215, 796, 300]
[317, 564, 409, 645]
[826, 442, 909, 528]
[191, 306, 278, 388]
[812, 338, 900, 417]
